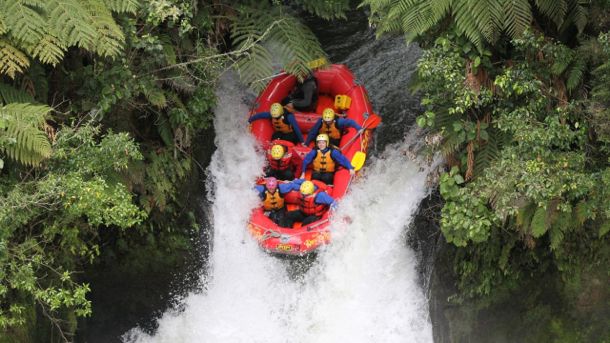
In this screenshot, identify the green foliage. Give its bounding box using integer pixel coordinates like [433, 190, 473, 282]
[0, 103, 52, 167]
[0, 124, 145, 334]
[231, 3, 329, 91]
[291, 0, 350, 20]
[416, 25, 610, 301]
[0, 0, 127, 78]
[362, 0, 590, 50]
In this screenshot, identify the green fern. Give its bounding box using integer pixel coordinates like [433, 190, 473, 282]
[104, 0, 139, 14]
[291, 0, 349, 20]
[0, 103, 52, 166]
[566, 57, 586, 91]
[361, 0, 588, 50]
[473, 127, 509, 177]
[0, 0, 126, 77]
[530, 205, 550, 237]
[0, 83, 34, 104]
[516, 201, 536, 230]
[231, 4, 328, 91]
[535, 0, 567, 28]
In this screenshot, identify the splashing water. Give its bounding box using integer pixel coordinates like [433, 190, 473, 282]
[123, 73, 434, 342]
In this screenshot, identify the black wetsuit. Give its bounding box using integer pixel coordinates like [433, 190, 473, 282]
[282, 73, 318, 112]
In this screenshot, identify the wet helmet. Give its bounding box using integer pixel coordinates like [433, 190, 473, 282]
[270, 144, 285, 160]
[316, 133, 330, 144]
[270, 103, 284, 118]
[300, 180, 315, 195]
[322, 108, 335, 122]
[266, 177, 278, 192]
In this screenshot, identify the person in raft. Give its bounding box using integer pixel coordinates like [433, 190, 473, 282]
[254, 177, 293, 224]
[266, 143, 295, 181]
[300, 133, 355, 185]
[248, 103, 304, 144]
[282, 70, 318, 113]
[279, 179, 336, 228]
[304, 108, 363, 147]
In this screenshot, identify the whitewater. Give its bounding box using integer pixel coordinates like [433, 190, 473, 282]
[123, 72, 434, 342]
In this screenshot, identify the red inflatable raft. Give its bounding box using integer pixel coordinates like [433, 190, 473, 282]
[247, 64, 378, 256]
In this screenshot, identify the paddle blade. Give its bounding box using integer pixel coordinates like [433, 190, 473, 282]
[307, 58, 328, 69]
[364, 113, 382, 129]
[351, 151, 366, 171]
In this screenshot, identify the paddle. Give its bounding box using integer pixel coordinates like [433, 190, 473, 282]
[340, 113, 382, 152]
[351, 151, 366, 171]
[256, 58, 329, 82]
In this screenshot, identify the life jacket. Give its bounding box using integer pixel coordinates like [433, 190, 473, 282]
[299, 191, 326, 216]
[271, 116, 293, 133]
[266, 149, 292, 171]
[312, 149, 336, 172]
[320, 120, 341, 140]
[263, 189, 284, 211]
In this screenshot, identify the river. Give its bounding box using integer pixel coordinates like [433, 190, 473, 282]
[122, 8, 437, 343]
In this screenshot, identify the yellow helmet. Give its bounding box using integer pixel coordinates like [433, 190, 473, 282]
[300, 180, 315, 195]
[316, 133, 330, 144]
[322, 108, 335, 122]
[270, 144, 284, 160]
[270, 103, 284, 118]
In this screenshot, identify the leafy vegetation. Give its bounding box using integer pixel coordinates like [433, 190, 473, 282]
[362, 0, 609, 339]
[0, 0, 349, 340]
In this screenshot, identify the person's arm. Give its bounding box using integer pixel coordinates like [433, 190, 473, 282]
[305, 119, 323, 145]
[278, 182, 293, 195]
[286, 178, 304, 192]
[290, 81, 316, 109]
[301, 150, 316, 177]
[337, 118, 363, 131]
[248, 112, 271, 123]
[331, 149, 354, 170]
[286, 113, 304, 143]
[254, 185, 265, 199]
[315, 192, 337, 208]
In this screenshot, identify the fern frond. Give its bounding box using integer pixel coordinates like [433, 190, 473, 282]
[0, 10, 7, 35]
[292, 0, 350, 20]
[535, 0, 567, 28]
[0, 39, 30, 78]
[231, 5, 327, 91]
[25, 34, 66, 65]
[566, 57, 586, 91]
[440, 129, 463, 157]
[104, 0, 138, 13]
[0, 83, 35, 104]
[516, 201, 536, 230]
[0, 103, 52, 166]
[83, 0, 125, 57]
[503, 0, 532, 39]
[44, 0, 97, 51]
[530, 205, 550, 237]
[473, 128, 506, 176]
[1, 0, 47, 45]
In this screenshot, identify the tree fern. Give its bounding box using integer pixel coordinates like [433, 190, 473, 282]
[530, 205, 550, 237]
[231, 4, 327, 91]
[473, 127, 509, 177]
[104, 0, 138, 14]
[503, 0, 532, 40]
[0, 103, 52, 166]
[0, 83, 34, 104]
[362, 0, 588, 50]
[291, 0, 350, 20]
[536, 0, 568, 28]
[0, 38, 30, 78]
[0, 0, 126, 78]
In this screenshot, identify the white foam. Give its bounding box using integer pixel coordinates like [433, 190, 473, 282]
[124, 74, 433, 343]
